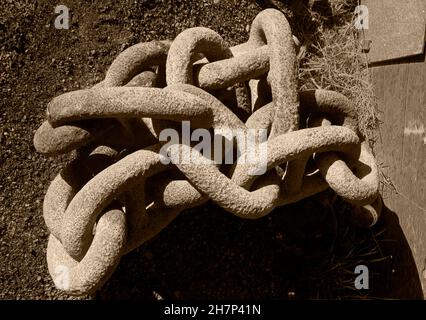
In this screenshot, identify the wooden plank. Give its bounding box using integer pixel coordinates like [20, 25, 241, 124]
[371, 64, 384, 157]
[363, 0, 425, 64]
[419, 60, 426, 206]
[398, 57, 426, 295]
[371, 54, 426, 297]
[403, 56, 426, 209]
[371, 64, 390, 203]
[377, 62, 408, 208]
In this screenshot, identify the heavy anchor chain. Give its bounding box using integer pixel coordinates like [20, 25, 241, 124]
[33, 9, 382, 295]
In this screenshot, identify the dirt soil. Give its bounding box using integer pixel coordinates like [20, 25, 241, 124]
[0, 0, 423, 300]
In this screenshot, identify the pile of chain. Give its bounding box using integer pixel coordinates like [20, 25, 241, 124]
[34, 9, 382, 295]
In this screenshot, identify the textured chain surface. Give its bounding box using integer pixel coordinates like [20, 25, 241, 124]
[34, 9, 382, 295]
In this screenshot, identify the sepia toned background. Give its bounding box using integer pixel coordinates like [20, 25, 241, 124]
[1, 0, 423, 299]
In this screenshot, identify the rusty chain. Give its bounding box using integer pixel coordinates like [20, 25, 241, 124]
[33, 9, 382, 295]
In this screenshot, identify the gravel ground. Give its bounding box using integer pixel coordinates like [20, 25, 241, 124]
[0, 0, 423, 300]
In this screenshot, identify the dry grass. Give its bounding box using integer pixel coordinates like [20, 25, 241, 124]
[286, 0, 388, 299]
[296, 0, 380, 144]
[309, 198, 389, 299]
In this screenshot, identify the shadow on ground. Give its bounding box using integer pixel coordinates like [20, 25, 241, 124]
[1, 0, 423, 300]
[97, 196, 424, 300]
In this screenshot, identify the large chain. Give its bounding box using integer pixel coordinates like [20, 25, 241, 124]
[34, 9, 381, 295]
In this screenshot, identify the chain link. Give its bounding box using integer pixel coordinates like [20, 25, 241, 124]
[34, 9, 382, 295]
